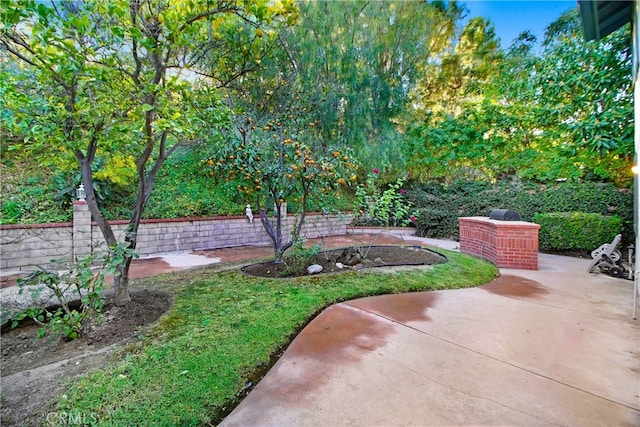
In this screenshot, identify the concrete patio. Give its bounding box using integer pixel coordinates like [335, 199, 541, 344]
[1, 234, 637, 425]
[221, 249, 640, 426]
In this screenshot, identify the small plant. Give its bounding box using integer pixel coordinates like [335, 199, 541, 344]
[309, 208, 348, 261]
[280, 239, 321, 277]
[7, 242, 137, 340]
[355, 169, 418, 227]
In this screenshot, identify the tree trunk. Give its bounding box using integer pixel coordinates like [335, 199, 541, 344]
[257, 197, 292, 261]
[112, 251, 133, 305]
[258, 208, 283, 260]
[76, 147, 135, 306]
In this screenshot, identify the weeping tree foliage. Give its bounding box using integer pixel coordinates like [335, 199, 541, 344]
[405, 8, 633, 186]
[409, 16, 501, 121]
[273, 0, 464, 179]
[0, 0, 296, 305]
[211, 0, 466, 185]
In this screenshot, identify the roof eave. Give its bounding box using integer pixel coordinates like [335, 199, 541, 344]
[578, 0, 632, 41]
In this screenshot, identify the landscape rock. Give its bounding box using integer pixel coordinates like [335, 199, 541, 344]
[337, 247, 363, 266]
[347, 254, 362, 266]
[307, 264, 323, 275]
[0, 284, 83, 320]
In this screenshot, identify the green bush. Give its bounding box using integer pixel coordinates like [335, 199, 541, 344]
[407, 180, 633, 243]
[413, 207, 452, 238]
[0, 174, 71, 225]
[533, 212, 623, 251]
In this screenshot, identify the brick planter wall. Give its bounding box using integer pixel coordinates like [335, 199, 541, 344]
[458, 217, 540, 270]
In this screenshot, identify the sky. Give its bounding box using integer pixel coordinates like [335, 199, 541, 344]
[463, 1, 578, 48]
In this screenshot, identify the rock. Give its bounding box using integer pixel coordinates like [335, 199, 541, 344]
[335, 262, 344, 269]
[337, 247, 363, 266]
[307, 264, 323, 275]
[347, 254, 361, 266]
[374, 257, 384, 264]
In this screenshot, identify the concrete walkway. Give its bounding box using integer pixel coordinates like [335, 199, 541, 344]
[221, 249, 640, 426]
[2, 234, 638, 425]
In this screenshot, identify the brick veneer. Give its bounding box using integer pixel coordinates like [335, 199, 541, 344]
[458, 216, 540, 270]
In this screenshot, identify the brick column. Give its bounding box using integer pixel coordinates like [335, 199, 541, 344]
[73, 200, 92, 260]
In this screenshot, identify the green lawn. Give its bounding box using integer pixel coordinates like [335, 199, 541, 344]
[56, 250, 497, 426]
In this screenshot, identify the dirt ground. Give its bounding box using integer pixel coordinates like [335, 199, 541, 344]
[1, 288, 172, 427]
[242, 245, 447, 278]
[0, 234, 437, 426]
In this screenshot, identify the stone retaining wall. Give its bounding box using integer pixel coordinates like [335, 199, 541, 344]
[0, 223, 73, 271]
[1, 207, 352, 272]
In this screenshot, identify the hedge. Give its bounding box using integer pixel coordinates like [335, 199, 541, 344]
[408, 180, 633, 245]
[533, 212, 623, 251]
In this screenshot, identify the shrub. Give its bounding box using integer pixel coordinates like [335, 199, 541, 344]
[280, 242, 321, 277]
[533, 212, 623, 251]
[0, 172, 71, 225]
[353, 170, 417, 227]
[413, 207, 452, 238]
[5, 243, 136, 340]
[407, 180, 633, 243]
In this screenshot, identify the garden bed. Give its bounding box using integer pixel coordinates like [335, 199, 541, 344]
[1, 289, 172, 426]
[241, 245, 447, 278]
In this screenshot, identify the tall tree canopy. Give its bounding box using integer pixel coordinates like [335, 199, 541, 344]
[0, 0, 296, 305]
[2, 1, 632, 237]
[272, 0, 464, 177]
[404, 8, 633, 186]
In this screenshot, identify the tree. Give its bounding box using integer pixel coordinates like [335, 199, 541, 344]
[208, 95, 358, 260]
[404, 8, 633, 186]
[409, 16, 500, 121]
[403, 13, 504, 181]
[534, 10, 633, 184]
[0, 0, 296, 305]
[275, 0, 463, 177]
